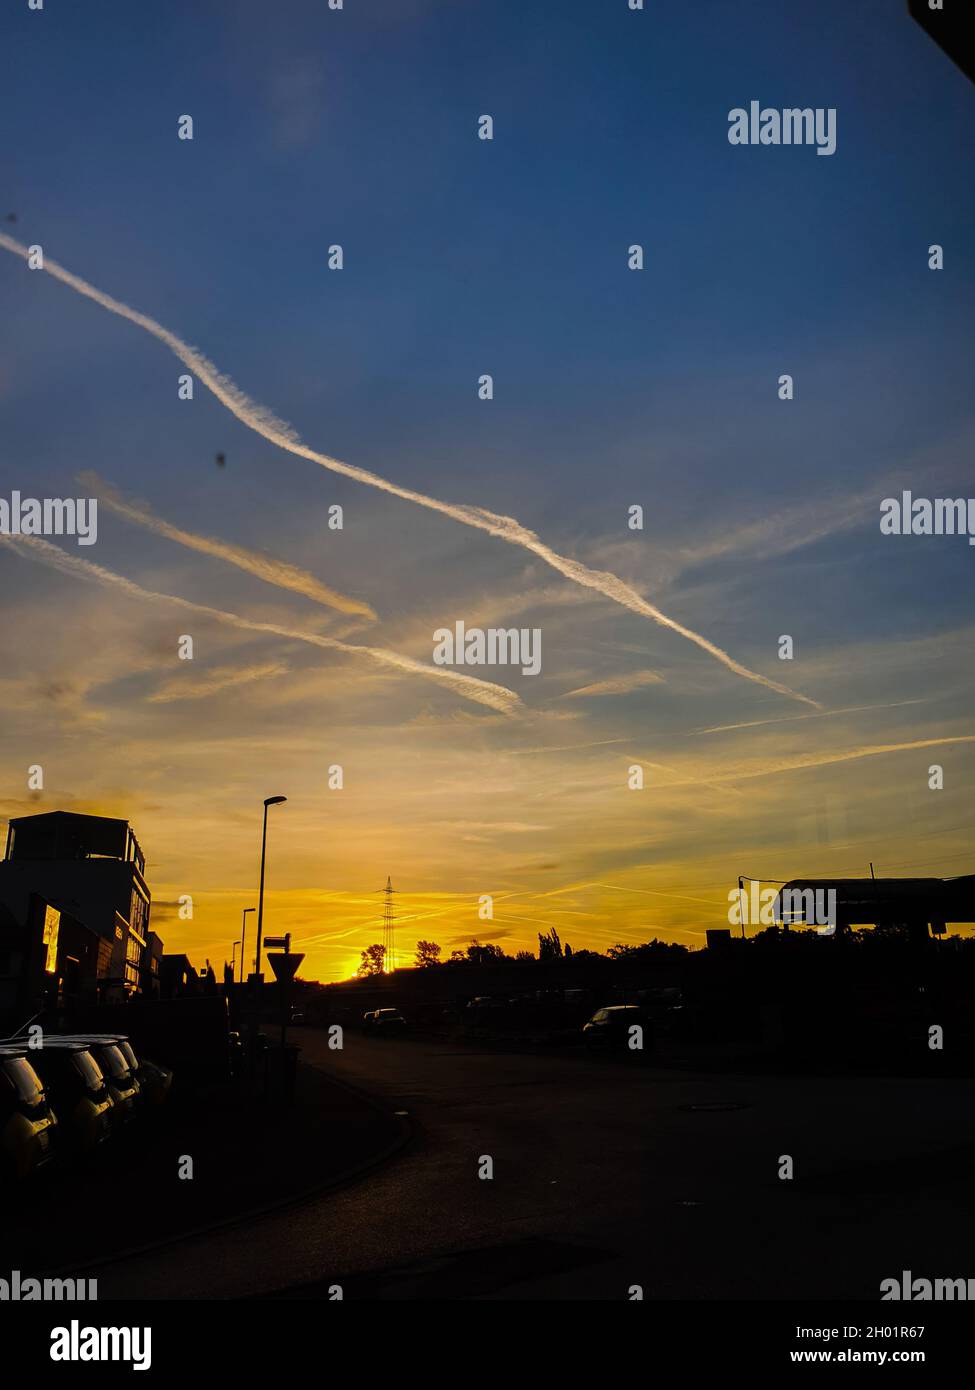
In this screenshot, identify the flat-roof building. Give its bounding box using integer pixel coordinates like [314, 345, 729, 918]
[0, 811, 154, 999]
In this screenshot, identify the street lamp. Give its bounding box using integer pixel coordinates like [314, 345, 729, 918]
[255, 796, 287, 982]
[240, 906, 255, 983]
[231, 940, 239, 978]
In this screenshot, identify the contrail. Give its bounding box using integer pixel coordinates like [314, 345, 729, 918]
[0, 535, 521, 714]
[0, 233, 817, 708]
[690, 698, 927, 736]
[569, 880, 725, 908]
[563, 670, 665, 698]
[630, 756, 745, 798]
[147, 661, 289, 703]
[78, 470, 376, 620]
[503, 737, 629, 756]
[663, 735, 975, 786]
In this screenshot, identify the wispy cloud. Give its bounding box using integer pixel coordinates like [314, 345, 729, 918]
[563, 670, 665, 698]
[671, 488, 875, 572]
[78, 470, 376, 620]
[0, 535, 522, 714]
[147, 661, 289, 703]
[665, 431, 975, 580]
[0, 233, 817, 709]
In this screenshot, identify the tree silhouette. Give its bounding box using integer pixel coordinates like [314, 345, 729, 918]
[415, 939, 442, 968]
[466, 939, 507, 965]
[538, 928, 563, 961]
[357, 943, 386, 977]
[607, 939, 689, 961]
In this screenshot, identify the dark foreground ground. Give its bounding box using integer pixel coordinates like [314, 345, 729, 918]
[43, 1027, 975, 1301]
[2, 1058, 402, 1275]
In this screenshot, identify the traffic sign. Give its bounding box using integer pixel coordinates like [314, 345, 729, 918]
[266, 952, 303, 982]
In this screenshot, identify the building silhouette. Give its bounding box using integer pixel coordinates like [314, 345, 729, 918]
[0, 811, 155, 1009]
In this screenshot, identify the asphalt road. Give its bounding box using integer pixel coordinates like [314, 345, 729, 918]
[94, 1029, 975, 1300]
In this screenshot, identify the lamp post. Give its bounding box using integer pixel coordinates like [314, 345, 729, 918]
[231, 940, 239, 979]
[240, 906, 255, 983]
[255, 797, 287, 983]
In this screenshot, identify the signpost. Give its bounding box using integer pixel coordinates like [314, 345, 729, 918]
[266, 934, 305, 1103]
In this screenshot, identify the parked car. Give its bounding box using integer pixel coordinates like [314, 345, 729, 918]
[582, 1005, 652, 1052]
[634, 987, 685, 1036]
[0, 1046, 59, 1179]
[30, 1042, 115, 1155]
[363, 1008, 407, 1035]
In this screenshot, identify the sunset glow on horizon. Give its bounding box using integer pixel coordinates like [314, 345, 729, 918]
[2, 0, 973, 983]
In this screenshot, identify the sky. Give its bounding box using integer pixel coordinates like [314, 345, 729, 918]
[1, 0, 974, 981]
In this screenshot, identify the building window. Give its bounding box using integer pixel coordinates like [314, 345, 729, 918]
[97, 939, 113, 978]
[129, 887, 149, 940]
[42, 905, 61, 975]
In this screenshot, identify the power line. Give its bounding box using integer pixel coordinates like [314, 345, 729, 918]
[381, 875, 396, 973]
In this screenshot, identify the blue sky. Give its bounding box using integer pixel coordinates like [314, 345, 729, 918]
[1, 0, 973, 975]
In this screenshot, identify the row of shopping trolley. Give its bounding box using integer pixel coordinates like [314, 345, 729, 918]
[0, 1033, 173, 1180]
